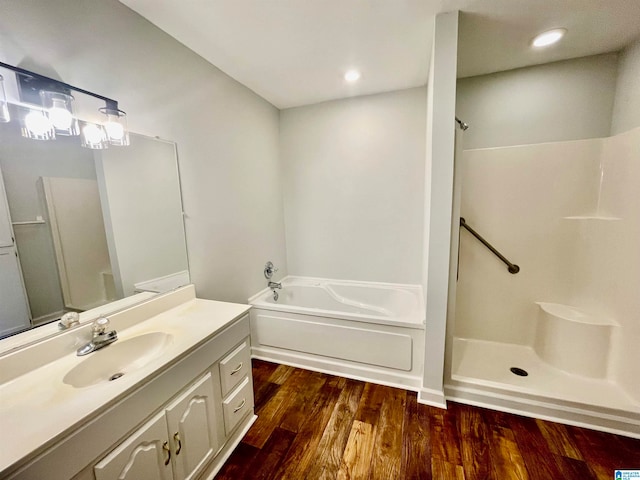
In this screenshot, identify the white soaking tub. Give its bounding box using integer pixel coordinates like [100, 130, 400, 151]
[248, 276, 425, 390]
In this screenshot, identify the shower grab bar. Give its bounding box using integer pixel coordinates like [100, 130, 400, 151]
[459, 217, 520, 274]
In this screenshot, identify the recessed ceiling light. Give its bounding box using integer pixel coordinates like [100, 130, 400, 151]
[532, 28, 567, 48]
[344, 70, 361, 83]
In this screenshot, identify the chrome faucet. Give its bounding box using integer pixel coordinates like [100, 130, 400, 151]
[268, 281, 282, 301]
[264, 262, 282, 300]
[58, 311, 80, 330]
[77, 316, 118, 356]
[264, 261, 278, 279]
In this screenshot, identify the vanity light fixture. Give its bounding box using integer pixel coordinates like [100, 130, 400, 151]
[0, 74, 9, 123]
[344, 69, 361, 83]
[531, 28, 567, 48]
[0, 61, 129, 149]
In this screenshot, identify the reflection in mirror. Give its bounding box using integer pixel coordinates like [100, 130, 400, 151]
[0, 104, 189, 343]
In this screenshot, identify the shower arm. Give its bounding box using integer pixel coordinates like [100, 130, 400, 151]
[459, 217, 520, 274]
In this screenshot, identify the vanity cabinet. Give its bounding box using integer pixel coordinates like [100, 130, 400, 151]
[91, 330, 254, 480]
[94, 372, 219, 480]
[1, 294, 256, 480]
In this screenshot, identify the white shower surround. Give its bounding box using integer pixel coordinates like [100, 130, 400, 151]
[249, 276, 425, 390]
[448, 126, 640, 438]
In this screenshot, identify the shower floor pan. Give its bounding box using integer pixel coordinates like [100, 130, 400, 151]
[446, 337, 640, 438]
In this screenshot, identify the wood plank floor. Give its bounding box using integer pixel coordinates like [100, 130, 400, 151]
[216, 360, 640, 479]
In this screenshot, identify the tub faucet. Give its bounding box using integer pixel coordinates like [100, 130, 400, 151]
[77, 316, 118, 356]
[268, 281, 282, 301]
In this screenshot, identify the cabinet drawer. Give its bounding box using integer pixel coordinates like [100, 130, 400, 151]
[222, 377, 253, 435]
[219, 339, 250, 396]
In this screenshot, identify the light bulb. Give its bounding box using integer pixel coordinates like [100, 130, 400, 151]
[83, 124, 104, 144]
[532, 28, 566, 48]
[99, 106, 129, 146]
[49, 105, 73, 130]
[104, 120, 124, 140]
[25, 111, 53, 136]
[344, 69, 361, 83]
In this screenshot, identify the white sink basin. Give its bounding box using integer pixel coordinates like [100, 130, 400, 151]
[63, 332, 173, 388]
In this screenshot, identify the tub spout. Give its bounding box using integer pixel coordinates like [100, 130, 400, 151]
[268, 281, 282, 289]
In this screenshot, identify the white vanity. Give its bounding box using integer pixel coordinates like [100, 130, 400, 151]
[0, 285, 255, 480]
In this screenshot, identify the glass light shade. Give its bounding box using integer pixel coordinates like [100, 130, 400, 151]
[80, 122, 108, 149]
[100, 107, 129, 146]
[21, 109, 55, 140]
[40, 91, 78, 135]
[0, 75, 9, 123]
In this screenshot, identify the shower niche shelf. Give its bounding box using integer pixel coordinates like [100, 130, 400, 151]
[534, 302, 618, 379]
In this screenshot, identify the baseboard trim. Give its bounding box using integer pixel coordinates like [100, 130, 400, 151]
[201, 413, 257, 480]
[445, 382, 640, 439]
[417, 387, 447, 408]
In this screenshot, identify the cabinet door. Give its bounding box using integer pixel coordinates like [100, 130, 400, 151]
[165, 372, 220, 480]
[94, 411, 172, 480]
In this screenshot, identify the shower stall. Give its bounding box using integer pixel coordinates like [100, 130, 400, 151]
[445, 125, 640, 437]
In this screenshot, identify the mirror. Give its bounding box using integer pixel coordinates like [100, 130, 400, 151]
[0, 103, 189, 347]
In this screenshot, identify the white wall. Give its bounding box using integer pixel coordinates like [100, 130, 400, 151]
[611, 37, 640, 135]
[280, 88, 426, 284]
[420, 11, 458, 407]
[456, 54, 619, 149]
[0, 0, 287, 304]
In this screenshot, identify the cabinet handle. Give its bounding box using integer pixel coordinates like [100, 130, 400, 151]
[234, 398, 246, 413]
[174, 432, 182, 455]
[162, 441, 171, 466]
[230, 362, 243, 375]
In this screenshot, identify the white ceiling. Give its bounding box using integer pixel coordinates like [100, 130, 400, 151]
[120, 0, 640, 109]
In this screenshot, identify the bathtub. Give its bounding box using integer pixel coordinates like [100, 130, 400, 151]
[248, 276, 425, 390]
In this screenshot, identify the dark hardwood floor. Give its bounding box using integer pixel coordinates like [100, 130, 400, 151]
[216, 360, 640, 479]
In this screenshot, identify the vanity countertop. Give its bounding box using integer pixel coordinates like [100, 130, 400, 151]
[0, 292, 251, 476]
